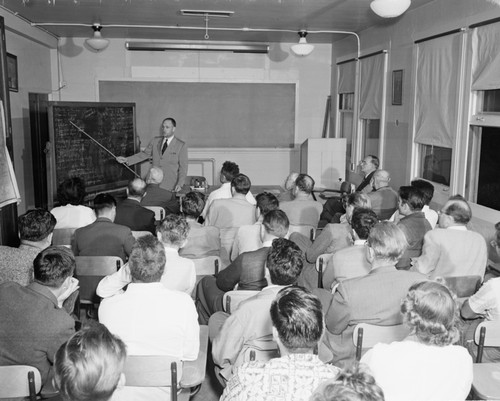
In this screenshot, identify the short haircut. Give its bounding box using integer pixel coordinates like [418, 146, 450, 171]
[398, 186, 425, 211]
[367, 221, 408, 263]
[295, 174, 315, 194]
[93, 194, 117, 216]
[54, 323, 127, 401]
[262, 209, 289, 238]
[495, 222, 500, 247]
[129, 236, 166, 283]
[401, 280, 459, 346]
[157, 214, 190, 247]
[367, 155, 380, 169]
[443, 196, 472, 224]
[267, 238, 304, 285]
[270, 286, 324, 352]
[33, 246, 75, 288]
[310, 363, 385, 401]
[231, 174, 251, 195]
[255, 192, 279, 215]
[57, 177, 86, 206]
[182, 191, 205, 219]
[146, 166, 164, 185]
[351, 208, 378, 240]
[18, 209, 56, 242]
[411, 179, 434, 205]
[346, 192, 372, 209]
[128, 178, 147, 198]
[162, 117, 176, 127]
[221, 161, 240, 182]
[284, 173, 299, 191]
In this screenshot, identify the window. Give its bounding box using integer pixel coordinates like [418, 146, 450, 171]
[362, 119, 380, 157]
[339, 93, 354, 164]
[420, 145, 451, 186]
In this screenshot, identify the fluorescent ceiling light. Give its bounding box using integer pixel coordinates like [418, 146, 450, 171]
[180, 9, 234, 18]
[370, 0, 411, 18]
[125, 42, 269, 54]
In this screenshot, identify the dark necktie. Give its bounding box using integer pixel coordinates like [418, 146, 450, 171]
[161, 138, 168, 155]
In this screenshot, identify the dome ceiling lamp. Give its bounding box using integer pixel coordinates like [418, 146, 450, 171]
[370, 0, 411, 18]
[290, 30, 315, 56]
[85, 23, 110, 51]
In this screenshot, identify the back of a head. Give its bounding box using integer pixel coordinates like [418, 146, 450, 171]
[374, 170, 390, 186]
[411, 179, 434, 205]
[444, 195, 472, 224]
[157, 214, 190, 246]
[401, 281, 458, 346]
[57, 177, 86, 206]
[256, 192, 279, 215]
[146, 166, 164, 185]
[182, 191, 205, 219]
[18, 209, 56, 242]
[33, 246, 75, 288]
[351, 208, 378, 240]
[295, 174, 315, 195]
[367, 221, 407, 263]
[54, 323, 127, 401]
[231, 173, 251, 195]
[128, 178, 147, 198]
[284, 172, 299, 191]
[347, 192, 372, 209]
[221, 161, 240, 182]
[262, 209, 289, 238]
[310, 363, 385, 401]
[398, 186, 425, 211]
[267, 238, 304, 285]
[129, 236, 166, 283]
[270, 286, 323, 352]
[93, 194, 117, 216]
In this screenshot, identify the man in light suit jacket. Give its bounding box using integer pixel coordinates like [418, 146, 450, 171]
[115, 178, 156, 234]
[322, 208, 377, 290]
[117, 117, 188, 192]
[314, 222, 426, 367]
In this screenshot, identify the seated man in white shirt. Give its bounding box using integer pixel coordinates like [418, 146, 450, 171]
[231, 192, 279, 261]
[209, 237, 304, 385]
[99, 236, 199, 401]
[201, 160, 256, 219]
[412, 195, 487, 279]
[280, 174, 322, 227]
[97, 215, 196, 297]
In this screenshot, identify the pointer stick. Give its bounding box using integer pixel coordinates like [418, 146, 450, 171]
[69, 121, 140, 178]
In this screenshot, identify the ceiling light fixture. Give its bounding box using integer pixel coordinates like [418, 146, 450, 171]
[125, 42, 269, 54]
[180, 9, 234, 18]
[370, 0, 411, 18]
[290, 30, 314, 57]
[85, 23, 109, 51]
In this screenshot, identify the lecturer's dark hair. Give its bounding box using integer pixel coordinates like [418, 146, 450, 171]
[162, 117, 176, 127]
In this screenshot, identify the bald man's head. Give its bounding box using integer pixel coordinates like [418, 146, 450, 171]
[372, 170, 391, 190]
[128, 178, 147, 199]
[440, 195, 472, 227]
[146, 167, 164, 185]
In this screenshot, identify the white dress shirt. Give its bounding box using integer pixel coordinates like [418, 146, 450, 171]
[202, 182, 256, 218]
[51, 204, 96, 229]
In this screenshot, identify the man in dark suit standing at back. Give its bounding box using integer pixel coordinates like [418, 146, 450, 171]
[115, 178, 156, 234]
[117, 117, 188, 192]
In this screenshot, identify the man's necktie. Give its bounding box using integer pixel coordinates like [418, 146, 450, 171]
[161, 138, 168, 155]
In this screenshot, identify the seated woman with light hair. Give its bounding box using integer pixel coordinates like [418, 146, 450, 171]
[361, 281, 473, 401]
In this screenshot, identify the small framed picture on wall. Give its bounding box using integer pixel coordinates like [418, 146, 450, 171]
[392, 69, 403, 106]
[7, 53, 18, 92]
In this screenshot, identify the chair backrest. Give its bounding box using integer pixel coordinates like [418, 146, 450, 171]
[0, 365, 41, 400]
[474, 320, 500, 363]
[315, 253, 332, 289]
[75, 256, 123, 304]
[353, 323, 411, 361]
[132, 230, 154, 239]
[223, 290, 260, 314]
[288, 225, 315, 241]
[192, 256, 220, 276]
[52, 228, 76, 247]
[144, 206, 166, 221]
[443, 275, 482, 298]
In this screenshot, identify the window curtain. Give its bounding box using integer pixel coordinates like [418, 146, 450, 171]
[337, 61, 356, 93]
[0, 101, 20, 208]
[414, 33, 462, 148]
[359, 53, 385, 119]
[471, 23, 500, 90]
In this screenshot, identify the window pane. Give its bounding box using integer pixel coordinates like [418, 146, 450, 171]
[340, 112, 353, 170]
[483, 89, 500, 112]
[420, 145, 452, 185]
[362, 119, 380, 157]
[477, 127, 500, 210]
[339, 93, 354, 110]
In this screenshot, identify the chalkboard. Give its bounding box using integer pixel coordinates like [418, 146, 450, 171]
[48, 102, 137, 201]
[99, 81, 295, 148]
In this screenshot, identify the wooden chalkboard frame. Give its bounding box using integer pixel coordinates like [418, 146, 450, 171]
[47, 102, 138, 208]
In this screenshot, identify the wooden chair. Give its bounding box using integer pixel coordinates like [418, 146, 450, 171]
[353, 323, 411, 361]
[123, 325, 209, 401]
[0, 365, 41, 401]
[132, 230, 154, 239]
[52, 228, 76, 247]
[288, 225, 315, 241]
[223, 290, 260, 314]
[472, 321, 500, 400]
[315, 253, 332, 289]
[75, 256, 123, 316]
[192, 256, 220, 276]
[144, 206, 166, 221]
[443, 275, 482, 298]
